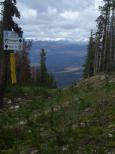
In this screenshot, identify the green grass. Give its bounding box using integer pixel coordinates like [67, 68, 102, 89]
[0, 75, 115, 153]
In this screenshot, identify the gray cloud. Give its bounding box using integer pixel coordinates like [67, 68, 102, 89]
[16, 0, 100, 42]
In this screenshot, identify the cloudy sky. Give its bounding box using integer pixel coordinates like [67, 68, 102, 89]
[16, 0, 102, 42]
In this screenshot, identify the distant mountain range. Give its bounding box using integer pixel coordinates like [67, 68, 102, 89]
[29, 40, 87, 87]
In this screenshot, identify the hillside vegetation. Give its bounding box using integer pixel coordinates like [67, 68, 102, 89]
[0, 74, 115, 154]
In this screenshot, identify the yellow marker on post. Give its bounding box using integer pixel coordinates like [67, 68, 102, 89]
[10, 53, 17, 84]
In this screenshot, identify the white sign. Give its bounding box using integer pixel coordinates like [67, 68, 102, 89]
[4, 31, 23, 51]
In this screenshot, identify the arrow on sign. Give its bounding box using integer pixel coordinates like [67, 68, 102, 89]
[19, 39, 22, 43]
[5, 39, 8, 44]
[5, 45, 8, 49]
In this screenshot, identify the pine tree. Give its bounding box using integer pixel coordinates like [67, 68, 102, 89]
[84, 0, 115, 78]
[84, 30, 95, 78]
[16, 41, 31, 86]
[0, 0, 22, 107]
[99, 0, 115, 72]
[38, 49, 47, 87]
[37, 48, 56, 88]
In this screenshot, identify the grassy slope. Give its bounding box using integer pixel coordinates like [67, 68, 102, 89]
[0, 75, 115, 154]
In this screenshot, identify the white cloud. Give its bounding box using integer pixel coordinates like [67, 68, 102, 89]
[17, 2, 38, 23]
[16, 0, 100, 42]
[48, 7, 57, 15]
[60, 10, 79, 20]
[23, 9, 37, 20]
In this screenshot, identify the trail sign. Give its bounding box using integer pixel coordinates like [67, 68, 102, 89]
[3, 31, 23, 51]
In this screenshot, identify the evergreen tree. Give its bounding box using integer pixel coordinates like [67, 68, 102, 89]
[84, 30, 95, 78]
[37, 49, 56, 88]
[38, 48, 47, 87]
[16, 41, 31, 86]
[0, 0, 22, 107]
[84, 0, 115, 78]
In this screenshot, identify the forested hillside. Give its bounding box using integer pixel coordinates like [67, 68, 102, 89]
[84, 0, 115, 77]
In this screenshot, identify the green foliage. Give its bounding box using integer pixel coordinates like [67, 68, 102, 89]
[84, 0, 115, 78]
[0, 75, 115, 153]
[0, 0, 22, 108]
[3, 0, 21, 32]
[16, 41, 32, 86]
[37, 49, 57, 88]
[84, 30, 95, 78]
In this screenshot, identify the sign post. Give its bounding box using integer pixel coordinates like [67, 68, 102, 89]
[3, 31, 23, 51]
[3, 30, 23, 85]
[3, 30, 23, 104]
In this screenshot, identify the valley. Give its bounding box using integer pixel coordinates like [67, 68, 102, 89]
[30, 41, 87, 87]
